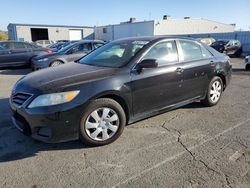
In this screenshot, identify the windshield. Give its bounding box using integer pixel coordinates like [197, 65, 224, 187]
[58, 42, 76, 53]
[79, 40, 149, 68]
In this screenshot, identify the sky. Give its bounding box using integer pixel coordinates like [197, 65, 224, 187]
[0, 0, 249, 31]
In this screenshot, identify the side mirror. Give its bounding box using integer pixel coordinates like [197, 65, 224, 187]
[138, 59, 158, 69]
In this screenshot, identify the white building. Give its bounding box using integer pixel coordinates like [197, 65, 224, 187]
[95, 17, 235, 41]
[8, 23, 94, 42]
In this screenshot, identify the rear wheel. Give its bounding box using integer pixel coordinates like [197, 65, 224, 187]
[79, 98, 126, 146]
[50, 60, 63, 67]
[201, 76, 223, 107]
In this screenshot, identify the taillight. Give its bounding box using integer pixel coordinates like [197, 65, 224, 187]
[44, 49, 52, 54]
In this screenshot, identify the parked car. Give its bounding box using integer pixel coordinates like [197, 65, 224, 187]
[31, 40, 104, 70]
[197, 37, 215, 45]
[211, 39, 242, 57]
[245, 55, 250, 70]
[35, 40, 55, 47]
[10, 36, 232, 146]
[57, 40, 69, 43]
[0, 41, 52, 68]
[48, 41, 79, 52]
[47, 42, 67, 52]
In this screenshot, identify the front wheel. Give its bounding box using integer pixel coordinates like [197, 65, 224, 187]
[79, 98, 126, 146]
[201, 76, 223, 107]
[50, 60, 63, 67]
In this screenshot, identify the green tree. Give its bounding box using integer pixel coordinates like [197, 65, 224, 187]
[0, 31, 8, 41]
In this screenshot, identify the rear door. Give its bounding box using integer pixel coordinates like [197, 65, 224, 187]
[0, 42, 12, 66]
[177, 39, 214, 100]
[9, 42, 30, 66]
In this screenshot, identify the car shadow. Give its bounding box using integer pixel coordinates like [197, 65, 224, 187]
[0, 98, 92, 163]
[0, 67, 31, 75]
[182, 102, 207, 109]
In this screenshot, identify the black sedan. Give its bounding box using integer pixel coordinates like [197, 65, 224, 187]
[10, 36, 232, 146]
[211, 39, 242, 57]
[0, 41, 52, 68]
[31, 40, 104, 70]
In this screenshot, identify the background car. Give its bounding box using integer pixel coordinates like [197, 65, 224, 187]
[211, 39, 242, 57]
[197, 37, 215, 45]
[47, 41, 79, 52]
[0, 41, 52, 68]
[245, 55, 250, 70]
[34, 40, 55, 47]
[31, 40, 105, 70]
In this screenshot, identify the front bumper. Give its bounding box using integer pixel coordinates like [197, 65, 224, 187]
[9, 99, 83, 143]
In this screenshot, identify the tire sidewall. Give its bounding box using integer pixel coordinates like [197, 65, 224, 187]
[207, 77, 223, 106]
[79, 99, 126, 146]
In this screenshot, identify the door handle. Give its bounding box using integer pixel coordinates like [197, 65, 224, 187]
[176, 67, 184, 74]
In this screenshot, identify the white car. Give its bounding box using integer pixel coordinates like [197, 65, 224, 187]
[35, 40, 55, 47]
[245, 55, 250, 70]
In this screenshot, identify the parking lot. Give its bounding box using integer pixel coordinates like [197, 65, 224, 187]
[0, 58, 249, 187]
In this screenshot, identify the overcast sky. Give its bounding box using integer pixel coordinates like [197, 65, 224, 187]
[0, 0, 249, 31]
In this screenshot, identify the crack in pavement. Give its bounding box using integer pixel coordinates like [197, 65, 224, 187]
[161, 121, 233, 188]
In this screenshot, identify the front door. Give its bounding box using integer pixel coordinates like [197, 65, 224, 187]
[131, 40, 183, 116]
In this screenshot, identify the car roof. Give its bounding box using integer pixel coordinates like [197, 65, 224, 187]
[73, 40, 105, 44]
[114, 36, 198, 42]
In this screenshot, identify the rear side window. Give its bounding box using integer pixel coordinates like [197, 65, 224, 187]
[24, 43, 37, 49]
[143, 40, 178, 65]
[13, 42, 26, 49]
[201, 46, 213, 58]
[0, 42, 9, 50]
[179, 40, 204, 61]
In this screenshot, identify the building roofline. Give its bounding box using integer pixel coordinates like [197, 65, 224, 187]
[8, 23, 93, 29]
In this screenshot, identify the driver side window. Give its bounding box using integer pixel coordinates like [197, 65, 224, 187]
[143, 40, 178, 65]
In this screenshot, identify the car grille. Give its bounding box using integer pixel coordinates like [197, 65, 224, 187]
[12, 92, 33, 107]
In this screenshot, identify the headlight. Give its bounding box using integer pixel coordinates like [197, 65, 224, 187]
[37, 58, 49, 62]
[28, 91, 80, 108]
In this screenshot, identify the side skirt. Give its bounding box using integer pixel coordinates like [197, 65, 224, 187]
[128, 96, 202, 124]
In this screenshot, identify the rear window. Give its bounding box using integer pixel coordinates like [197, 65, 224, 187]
[0, 42, 9, 50]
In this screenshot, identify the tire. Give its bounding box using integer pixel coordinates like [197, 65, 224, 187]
[246, 64, 250, 71]
[79, 98, 126, 146]
[201, 76, 223, 107]
[50, 60, 63, 67]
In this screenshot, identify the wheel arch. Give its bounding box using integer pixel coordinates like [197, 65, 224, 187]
[215, 73, 226, 90]
[94, 92, 130, 123]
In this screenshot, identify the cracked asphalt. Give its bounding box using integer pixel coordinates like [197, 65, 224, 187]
[0, 58, 250, 188]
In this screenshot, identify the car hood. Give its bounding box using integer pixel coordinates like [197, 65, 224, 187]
[15, 62, 117, 93]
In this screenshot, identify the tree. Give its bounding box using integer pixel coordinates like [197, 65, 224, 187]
[0, 31, 8, 41]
